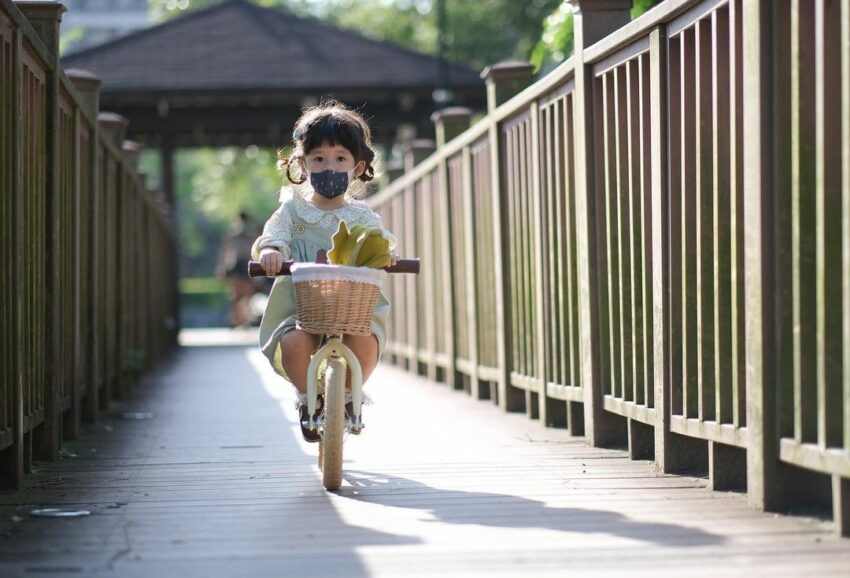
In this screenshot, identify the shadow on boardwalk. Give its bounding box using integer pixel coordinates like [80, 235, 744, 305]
[340, 470, 724, 548]
[0, 337, 418, 577]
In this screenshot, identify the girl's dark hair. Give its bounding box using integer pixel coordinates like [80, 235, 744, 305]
[278, 98, 377, 186]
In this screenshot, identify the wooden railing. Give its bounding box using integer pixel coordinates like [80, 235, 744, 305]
[0, 1, 178, 489]
[369, 0, 850, 535]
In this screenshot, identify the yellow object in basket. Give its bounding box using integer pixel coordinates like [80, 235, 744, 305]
[328, 221, 392, 268]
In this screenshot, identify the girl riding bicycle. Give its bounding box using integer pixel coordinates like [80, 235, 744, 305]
[252, 99, 397, 443]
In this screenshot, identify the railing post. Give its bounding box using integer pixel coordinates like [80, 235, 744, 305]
[0, 2, 24, 490]
[571, 0, 632, 446]
[66, 68, 102, 425]
[742, 0, 798, 513]
[97, 111, 128, 401]
[18, 0, 67, 463]
[385, 159, 404, 183]
[66, 69, 100, 117]
[741, 0, 768, 511]
[433, 106, 473, 148]
[403, 139, 434, 172]
[402, 139, 435, 374]
[484, 60, 535, 112]
[98, 112, 128, 147]
[432, 107, 472, 392]
[122, 139, 142, 169]
[481, 60, 534, 412]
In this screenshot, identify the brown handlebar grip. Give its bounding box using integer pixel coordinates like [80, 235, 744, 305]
[385, 259, 420, 274]
[248, 259, 419, 277]
[248, 261, 292, 277]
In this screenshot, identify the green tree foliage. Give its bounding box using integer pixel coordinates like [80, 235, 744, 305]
[141, 146, 283, 276]
[58, 26, 86, 56]
[531, 0, 660, 72]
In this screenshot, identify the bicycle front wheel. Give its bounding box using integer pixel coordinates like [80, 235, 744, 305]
[320, 358, 346, 490]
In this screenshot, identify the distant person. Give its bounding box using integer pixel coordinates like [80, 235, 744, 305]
[217, 211, 263, 327]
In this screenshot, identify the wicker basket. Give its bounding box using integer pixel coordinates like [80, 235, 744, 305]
[290, 263, 387, 336]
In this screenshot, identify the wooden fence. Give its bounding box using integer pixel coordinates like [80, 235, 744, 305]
[0, 1, 178, 489]
[369, 0, 850, 535]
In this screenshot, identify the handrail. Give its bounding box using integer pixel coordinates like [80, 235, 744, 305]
[367, 0, 850, 536]
[0, 0, 179, 490]
[368, 57, 576, 208]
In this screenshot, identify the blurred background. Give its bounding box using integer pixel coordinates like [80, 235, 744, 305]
[59, 0, 657, 329]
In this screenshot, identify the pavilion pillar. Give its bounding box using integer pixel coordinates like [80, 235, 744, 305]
[158, 135, 180, 342]
[160, 135, 176, 208]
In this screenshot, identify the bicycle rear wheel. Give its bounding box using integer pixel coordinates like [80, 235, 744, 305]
[320, 358, 346, 490]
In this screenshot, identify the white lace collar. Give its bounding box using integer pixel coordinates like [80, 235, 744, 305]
[284, 187, 371, 226]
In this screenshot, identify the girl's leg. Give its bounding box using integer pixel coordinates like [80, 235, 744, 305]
[342, 334, 380, 389]
[279, 329, 321, 394]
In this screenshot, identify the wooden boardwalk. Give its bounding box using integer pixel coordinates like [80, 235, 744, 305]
[0, 330, 848, 577]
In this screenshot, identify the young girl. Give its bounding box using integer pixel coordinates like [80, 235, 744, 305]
[252, 99, 397, 443]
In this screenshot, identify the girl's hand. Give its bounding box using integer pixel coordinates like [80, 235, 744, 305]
[389, 251, 399, 267]
[259, 247, 284, 275]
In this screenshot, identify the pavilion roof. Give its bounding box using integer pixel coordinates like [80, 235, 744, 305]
[61, 0, 483, 94]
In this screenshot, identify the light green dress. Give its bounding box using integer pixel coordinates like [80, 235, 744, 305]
[251, 189, 394, 381]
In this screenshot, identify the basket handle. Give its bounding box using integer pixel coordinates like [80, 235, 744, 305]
[248, 258, 420, 278]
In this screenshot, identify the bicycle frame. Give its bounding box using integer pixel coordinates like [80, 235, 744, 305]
[305, 335, 365, 434]
[247, 251, 420, 441]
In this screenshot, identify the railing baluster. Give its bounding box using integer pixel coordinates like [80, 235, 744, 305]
[712, 3, 733, 428]
[637, 55, 647, 407]
[815, 0, 843, 450]
[696, 17, 715, 423]
[669, 33, 683, 419]
[840, 0, 850, 524]
[616, 64, 632, 403]
[628, 59, 642, 406]
[601, 73, 615, 399]
[544, 105, 559, 389]
[730, 0, 746, 430]
[681, 27, 698, 420]
[792, 0, 818, 444]
[531, 100, 549, 420]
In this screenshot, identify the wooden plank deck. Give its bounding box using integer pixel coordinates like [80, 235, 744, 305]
[0, 329, 848, 577]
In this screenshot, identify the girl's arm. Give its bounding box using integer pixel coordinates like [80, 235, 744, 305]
[251, 203, 293, 262]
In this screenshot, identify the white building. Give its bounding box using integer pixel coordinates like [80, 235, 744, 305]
[62, 0, 151, 54]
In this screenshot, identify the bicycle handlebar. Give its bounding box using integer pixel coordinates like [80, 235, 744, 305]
[247, 258, 420, 277]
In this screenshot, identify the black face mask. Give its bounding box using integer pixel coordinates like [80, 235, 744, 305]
[309, 168, 353, 199]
